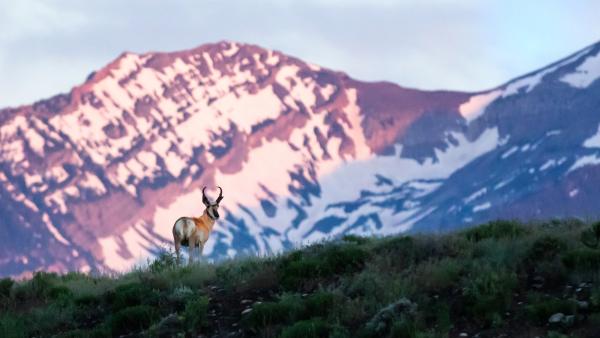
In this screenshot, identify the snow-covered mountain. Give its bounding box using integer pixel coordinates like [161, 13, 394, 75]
[1, 40, 600, 277]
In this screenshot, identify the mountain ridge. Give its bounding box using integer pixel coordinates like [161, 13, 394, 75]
[1, 40, 600, 277]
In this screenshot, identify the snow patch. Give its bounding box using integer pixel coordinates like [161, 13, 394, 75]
[163, 152, 187, 178]
[264, 51, 279, 66]
[501, 146, 518, 159]
[213, 86, 284, 133]
[222, 42, 239, 58]
[98, 220, 164, 272]
[215, 139, 305, 207]
[473, 202, 491, 212]
[568, 154, 600, 173]
[45, 190, 68, 214]
[285, 127, 500, 242]
[464, 187, 487, 204]
[540, 159, 556, 171]
[79, 172, 107, 194]
[43, 214, 71, 246]
[24, 128, 45, 156]
[561, 51, 600, 88]
[540, 157, 567, 171]
[569, 189, 579, 198]
[458, 90, 502, 123]
[47, 166, 69, 183]
[583, 124, 600, 148]
[502, 48, 590, 98]
[546, 130, 562, 137]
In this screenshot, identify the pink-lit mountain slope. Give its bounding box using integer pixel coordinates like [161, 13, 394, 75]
[1, 40, 600, 277]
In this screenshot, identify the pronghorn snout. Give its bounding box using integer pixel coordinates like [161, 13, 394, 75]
[208, 205, 220, 220]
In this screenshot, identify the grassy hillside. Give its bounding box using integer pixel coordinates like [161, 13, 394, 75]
[2, 219, 600, 337]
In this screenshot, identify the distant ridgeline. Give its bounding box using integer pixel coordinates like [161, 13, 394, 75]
[1, 40, 600, 276]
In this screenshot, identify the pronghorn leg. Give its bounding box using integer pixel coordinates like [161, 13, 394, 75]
[174, 240, 181, 265]
[188, 238, 196, 265]
[173, 231, 181, 265]
[198, 242, 204, 260]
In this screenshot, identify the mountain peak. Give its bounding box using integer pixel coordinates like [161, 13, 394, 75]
[2, 40, 600, 277]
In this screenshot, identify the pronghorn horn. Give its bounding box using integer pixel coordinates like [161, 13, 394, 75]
[215, 186, 224, 204]
[202, 186, 210, 206]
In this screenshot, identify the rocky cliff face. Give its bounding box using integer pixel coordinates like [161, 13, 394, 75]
[1, 40, 600, 277]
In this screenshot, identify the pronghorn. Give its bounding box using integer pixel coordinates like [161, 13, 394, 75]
[172, 186, 223, 264]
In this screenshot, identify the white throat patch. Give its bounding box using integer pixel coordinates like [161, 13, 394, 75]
[208, 207, 216, 219]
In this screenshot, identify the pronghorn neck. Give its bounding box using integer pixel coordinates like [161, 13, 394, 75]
[200, 210, 216, 227]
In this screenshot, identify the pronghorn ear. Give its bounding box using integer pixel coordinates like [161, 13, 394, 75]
[215, 186, 224, 204]
[202, 186, 210, 207]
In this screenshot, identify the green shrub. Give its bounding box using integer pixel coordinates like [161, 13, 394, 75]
[27, 302, 77, 335]
[343, 270, 386, 300]
[438, 235, 473, 258]
[580, 221, 600, 249]
[54, 327, 110, 338]
[72, 293, 104, 326]
[342, 234, 370, 245]
[316, 244, 369, 273]
[523, 294, 577, 325]
[364, 298, 417, 337]
[562, 249, 600, 271]
[31, 271, 59, 296]
[0, 315, 26, 338]
[589, 312, 600, 326]
[303, 291, 338, 319]
[60, 271, 87, 281]
[372, 236, 415, 257]
[47, 329, 85, 338]
[278, 253, 321, 289]
[389, 316, 418, 338]
[332, 297, 371, 329]
[590, 287, 600, 309]
[546, 331, 572, 338]
[471, 238, 527, 270]
[48, 285, 74, 301]
[279, 243, 368, 289]
[462, 264, 517, 325]
[155, 262, 216, 290]
[53, 329, 103, 338]
[0, 278, 14, 299]
[281, 319, 331, 338]
[167, 285, 194, 310]
[110, 305, 159, 335]
[463, 220, 529, 242]
[532, 260, 568, 288]
[148, 249, 178, 273]
[216, 257, 277, 293]
[105, 282, 159, 311]
[420, 301, 451, 335]
[74, 294, 101, 307]
[60, 274, 113, 298]
[413, 258, 462, 293]
[243, 294, 304, 330]
[146, 313, 185, 337]
[526, 236, 567, 262]
[184, 296, 210, 331]
[12, 271, 59, 301]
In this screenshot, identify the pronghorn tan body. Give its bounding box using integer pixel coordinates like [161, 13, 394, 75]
[172, 187, 223, 264]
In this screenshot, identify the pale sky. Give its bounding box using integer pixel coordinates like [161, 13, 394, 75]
[1, 0, 599, 108]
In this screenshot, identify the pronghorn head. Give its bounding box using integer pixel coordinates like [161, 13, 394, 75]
[202, 186, 224, 220]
